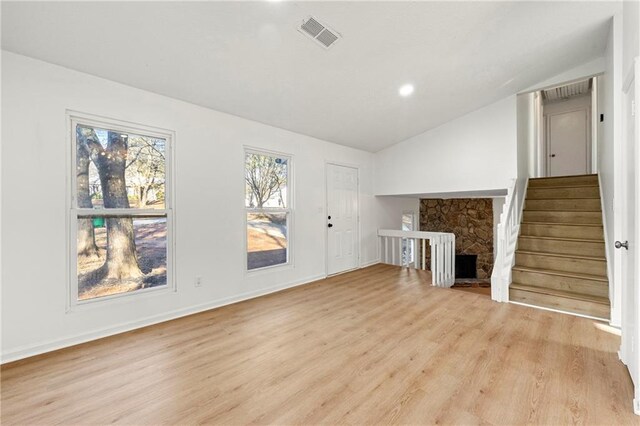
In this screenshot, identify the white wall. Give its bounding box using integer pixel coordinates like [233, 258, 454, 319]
[0, 51, 383, 362]
[374, 96, 518, 196]
[599, 14, 623, 327]
[544, 94, 592, 114]
[623, 0, 639, 79]
[517, 92, 536, 179]
[372, 57, 610, 198]
[523, 57, 606, 93]
[375, 197, 420, 231]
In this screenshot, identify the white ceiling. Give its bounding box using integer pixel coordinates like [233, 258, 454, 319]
[1, 1, 618, 152]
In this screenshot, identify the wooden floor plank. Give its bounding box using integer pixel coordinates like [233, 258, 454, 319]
[1, 264, 636, 425]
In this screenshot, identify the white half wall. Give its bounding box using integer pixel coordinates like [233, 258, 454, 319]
[374, 96, 518, 196]
[0, 51, 381, 362]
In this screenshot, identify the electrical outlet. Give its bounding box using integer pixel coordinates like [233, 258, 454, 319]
[195, 276, 202, 287]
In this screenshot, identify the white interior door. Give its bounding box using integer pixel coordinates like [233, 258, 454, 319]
[620, 77, 639, 413]
[547, 109, 589, 176]
[326, 164, 359, 275]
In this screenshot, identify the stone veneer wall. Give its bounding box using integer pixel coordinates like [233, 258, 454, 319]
[419, 198, 494, 279]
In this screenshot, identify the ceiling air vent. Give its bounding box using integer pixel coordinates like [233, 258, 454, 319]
[298, 16, 341, 49]
[542, 79, 592, 102]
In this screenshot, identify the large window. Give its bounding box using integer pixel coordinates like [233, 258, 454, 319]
[70, 114, 173, 305]
[245, 149, 291, 271]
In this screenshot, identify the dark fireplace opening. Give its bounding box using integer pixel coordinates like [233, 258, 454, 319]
[455, 255, 477, 279]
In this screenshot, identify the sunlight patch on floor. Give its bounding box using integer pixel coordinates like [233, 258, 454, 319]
[593, 322, 621, 336]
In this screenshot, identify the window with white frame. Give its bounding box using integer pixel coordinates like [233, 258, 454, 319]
[402, 212, 416, 264]
[245, 149, 291, 271]
[70, 115, 172, 304]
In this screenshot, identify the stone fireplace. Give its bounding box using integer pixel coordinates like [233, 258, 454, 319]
[419, 198, 494, 280]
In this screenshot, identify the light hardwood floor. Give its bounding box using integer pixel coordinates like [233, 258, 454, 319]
[1, 264, 637, 425]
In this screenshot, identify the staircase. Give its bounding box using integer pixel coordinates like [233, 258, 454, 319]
[509, 174, 610, 319]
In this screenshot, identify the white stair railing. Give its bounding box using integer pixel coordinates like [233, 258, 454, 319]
[491, 178, 528, 302]
[378, 229, 455, 287]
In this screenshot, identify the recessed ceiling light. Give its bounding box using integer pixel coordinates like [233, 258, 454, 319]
[399, 84, 414, 97]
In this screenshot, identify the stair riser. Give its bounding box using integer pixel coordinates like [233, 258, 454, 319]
[523, 211, 603, 224]
[515, 253, 607, 276]
[510, 288, 609, 319]
[512, 270, 608, 298]
[528, 176, 599, 188]
[517, 238, 605, 257]
[527, 186, 599, 199]
[520, 223, 604, 240]
[525, 198, 601, 211]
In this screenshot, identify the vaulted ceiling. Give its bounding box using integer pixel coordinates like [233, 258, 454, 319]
[1, 1, 619, 152]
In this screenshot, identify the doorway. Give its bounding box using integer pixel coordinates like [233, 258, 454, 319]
[326, 163, 359, 275]
[542, 78, 593, 176]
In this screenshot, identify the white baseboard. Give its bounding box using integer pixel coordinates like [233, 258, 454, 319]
[360, 259, 380, 268]
[1, 273, 326, 364]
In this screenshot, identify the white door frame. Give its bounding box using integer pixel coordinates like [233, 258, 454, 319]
[325, 161, 360, 277]
[634, 58, 640, 416]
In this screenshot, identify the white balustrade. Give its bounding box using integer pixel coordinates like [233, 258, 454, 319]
[378, 229, 455, 287]
[491, 178, 528, 302]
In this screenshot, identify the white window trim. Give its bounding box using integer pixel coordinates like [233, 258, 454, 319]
[66, 111, 176, 311]
[402, 211, 417, 264]
[244, 147, 294, 274]
[402, 211, 416, 231]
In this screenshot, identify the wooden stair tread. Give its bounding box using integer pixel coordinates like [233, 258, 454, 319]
[518, 235, 603, 242]
[531, 173, 598, 180]
[529, 174, 597, 181]
[522, 209, 600, 212]
[515, 250, 606, 262]
[528, 184, 599, 189]
[526, 197, 601, 200]
[521, 221, 603, 227]
[510, 283, 610, 305]
[525, 209, 602, 212]
[527, 184, 599, 189]
[512, 266, 609, 283]
[523, 207, 602, 213]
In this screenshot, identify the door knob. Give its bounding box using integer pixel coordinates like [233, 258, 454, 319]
[615, 240, 629, 250]
[328, 223, 333, 228]
[549, 154, 556, 158]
